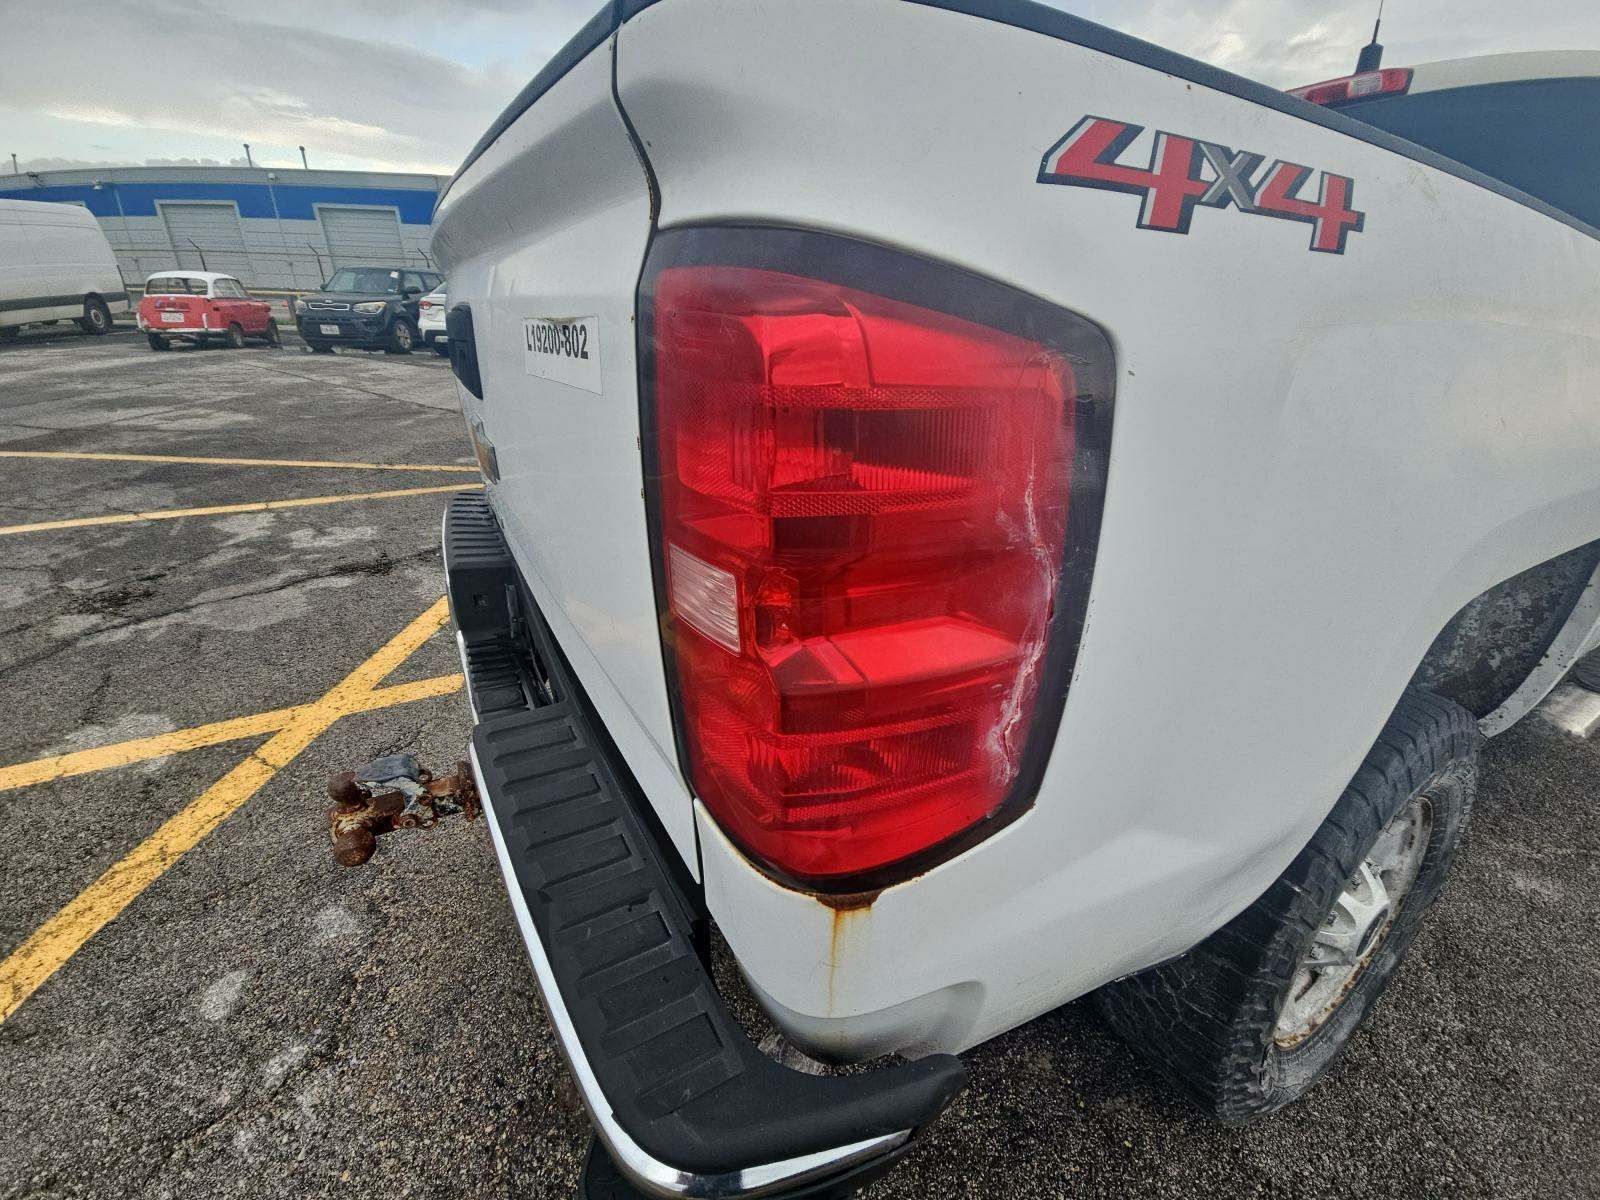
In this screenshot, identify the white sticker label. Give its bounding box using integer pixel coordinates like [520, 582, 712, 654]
[523, 315, 601, 394]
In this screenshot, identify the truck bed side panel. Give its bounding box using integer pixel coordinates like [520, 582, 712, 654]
[614, 0, 1600, 1053]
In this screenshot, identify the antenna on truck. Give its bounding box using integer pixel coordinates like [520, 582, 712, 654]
[1356, 0, 1386, 72]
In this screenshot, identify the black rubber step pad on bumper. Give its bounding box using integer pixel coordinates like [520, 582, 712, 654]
[445, 493, 966, 1192]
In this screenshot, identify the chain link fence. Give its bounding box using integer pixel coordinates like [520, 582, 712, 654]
[112, 238, 442, 295]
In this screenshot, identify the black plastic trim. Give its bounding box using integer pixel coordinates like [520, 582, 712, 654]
[444, 492, 967, 1180]
[635, 226, 1116, 894]
[445, 303, 484, 399]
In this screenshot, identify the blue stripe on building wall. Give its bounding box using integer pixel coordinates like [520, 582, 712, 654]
[0, 181, 438, 224]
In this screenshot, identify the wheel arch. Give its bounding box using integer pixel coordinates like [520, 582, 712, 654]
[1408, 536, 1600, 733]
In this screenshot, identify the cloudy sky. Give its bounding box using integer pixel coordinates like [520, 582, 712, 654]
[3, 0, 1597, 177]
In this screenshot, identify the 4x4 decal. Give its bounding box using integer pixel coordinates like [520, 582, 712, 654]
[1038, 115, 1365, 254]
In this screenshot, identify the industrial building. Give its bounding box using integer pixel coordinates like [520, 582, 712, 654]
[0, 165, 448, 292]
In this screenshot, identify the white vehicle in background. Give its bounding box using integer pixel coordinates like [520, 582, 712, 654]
[429, 3, 1600, 1195]
[417, 284, 449, 355]
[0, 198, 128, 340]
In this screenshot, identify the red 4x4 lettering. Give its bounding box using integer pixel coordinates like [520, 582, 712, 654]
[1038, 116, 1211, 234]
[1253, 161, 1365, 253]
[1037, 116, 1366, 255]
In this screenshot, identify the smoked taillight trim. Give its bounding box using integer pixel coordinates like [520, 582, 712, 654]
[638, 228, 1116, 891]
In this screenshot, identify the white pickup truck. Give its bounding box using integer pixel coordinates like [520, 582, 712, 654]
[430, 5, 1600, 1195]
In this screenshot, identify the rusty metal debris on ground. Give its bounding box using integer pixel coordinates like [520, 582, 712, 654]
[327, 752, 480, 866]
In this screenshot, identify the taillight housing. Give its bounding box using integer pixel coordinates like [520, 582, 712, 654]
[640, 229, 1113, 887]
[1288, 68, 1412, 107]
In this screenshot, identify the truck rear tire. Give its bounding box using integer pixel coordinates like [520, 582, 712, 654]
[1095, 689, 1479, 1122]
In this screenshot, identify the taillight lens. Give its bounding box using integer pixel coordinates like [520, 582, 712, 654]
[643, 232, 1112, 885]
[1288, 67, 1412, 107]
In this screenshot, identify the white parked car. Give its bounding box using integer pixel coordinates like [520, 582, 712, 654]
[417, 285, 449, 355]
[0, 198, 129, 340]
[430, 5, 1600, 1195]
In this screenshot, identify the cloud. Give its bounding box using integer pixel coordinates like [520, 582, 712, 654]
[0, 0, 535, 173]
[1060, 0, 1600, 87]
[10, 155, 137, 172]
[7, 0, 1600, 176]
[8, 155, 256, 173]
[146, 157, 252, 168]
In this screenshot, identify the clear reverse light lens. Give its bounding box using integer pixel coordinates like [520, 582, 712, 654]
[668, 542, 742, 654]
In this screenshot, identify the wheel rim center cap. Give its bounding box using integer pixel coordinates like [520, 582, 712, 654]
[1353, 902, 1391, 960]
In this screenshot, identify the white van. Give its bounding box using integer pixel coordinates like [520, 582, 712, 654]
[0, 198, 129, 340]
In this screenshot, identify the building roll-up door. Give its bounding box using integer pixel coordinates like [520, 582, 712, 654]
[159, 202, 254, 283]
[320, 206, 404, 268]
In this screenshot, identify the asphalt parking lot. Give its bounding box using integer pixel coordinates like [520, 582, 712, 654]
[1, 325, 1596, 1199]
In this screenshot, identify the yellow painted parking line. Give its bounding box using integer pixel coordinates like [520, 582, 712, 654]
[0, 598, 453, 1025]
[0, 450, 480, 473]
[0, 481, 483, 537]
[0, 673, 463, 794]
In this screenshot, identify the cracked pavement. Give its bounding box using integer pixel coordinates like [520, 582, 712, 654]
[1, 329, 1596, 1199]
[0, 331, 583, 1200]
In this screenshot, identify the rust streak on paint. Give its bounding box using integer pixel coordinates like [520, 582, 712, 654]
[828, 912, 843, 1012]
[820, 891, 879, 1014]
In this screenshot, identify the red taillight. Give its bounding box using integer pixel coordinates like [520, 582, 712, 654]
[644, 235, 1112, 884]
[1288, 67, 1411, 107]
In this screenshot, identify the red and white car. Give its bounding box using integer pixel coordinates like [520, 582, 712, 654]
[137, 271, 280, 351]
